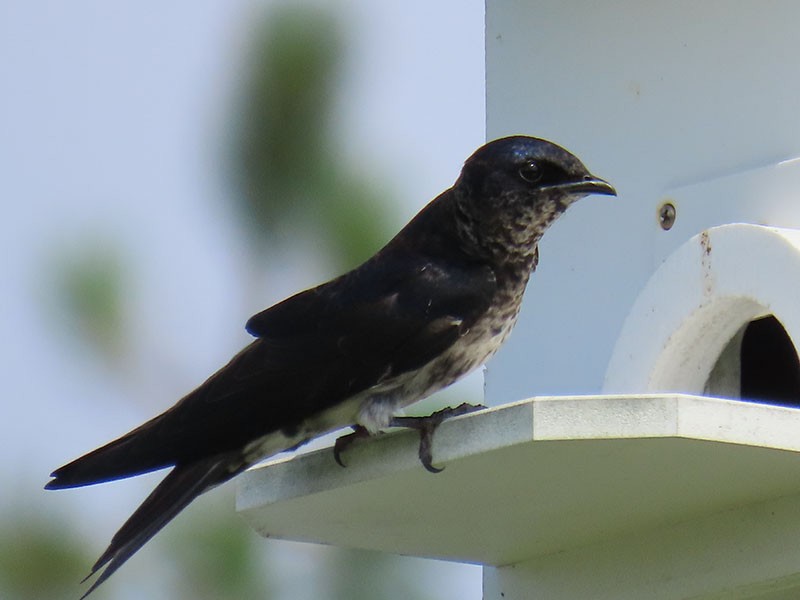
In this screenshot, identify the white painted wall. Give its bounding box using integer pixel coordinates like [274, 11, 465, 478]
[484, 3, 800, 598]
[484, 1, 800, 404]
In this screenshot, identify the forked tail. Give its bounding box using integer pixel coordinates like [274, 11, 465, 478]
[78, 455, 238, 599]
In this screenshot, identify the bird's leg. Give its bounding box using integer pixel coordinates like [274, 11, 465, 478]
[333, 425, 371, 467]
[390, 402, 486, 473]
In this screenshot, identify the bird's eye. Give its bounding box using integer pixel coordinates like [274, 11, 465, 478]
[518, 160, 543, 183]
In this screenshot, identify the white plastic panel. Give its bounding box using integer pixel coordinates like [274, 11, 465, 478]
[484, 1, 800, 405]
[605, 225, 800, 393]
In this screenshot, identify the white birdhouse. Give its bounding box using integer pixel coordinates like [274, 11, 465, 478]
[238, 3, 800, 598]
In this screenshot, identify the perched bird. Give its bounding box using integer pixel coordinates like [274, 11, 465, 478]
[46, 135, 615, 597]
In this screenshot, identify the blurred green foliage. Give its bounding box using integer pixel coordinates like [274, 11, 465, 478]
[0, 507, 94, 600]
[231, 4, 393, 269]
[164, 488, 273, 599]
[48, 240, 128, 366]
[234, 5, 338, 215]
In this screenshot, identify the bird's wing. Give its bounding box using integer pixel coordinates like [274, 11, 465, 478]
[247, 253, 497, 380]
[54, 255, 497, 596]
[46, 253, 497, 489]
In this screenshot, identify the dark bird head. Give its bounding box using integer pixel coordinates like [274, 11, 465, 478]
[452, 135, 616, 261]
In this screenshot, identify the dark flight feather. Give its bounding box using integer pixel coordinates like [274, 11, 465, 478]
[77, 456, 237, 599]
[48, 193, 496, 492]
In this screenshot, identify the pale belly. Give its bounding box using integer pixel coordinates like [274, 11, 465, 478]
[355, 300, 521, 432]
[242, 283, 524, 466]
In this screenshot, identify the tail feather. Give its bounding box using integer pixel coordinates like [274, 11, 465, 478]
[79, 455, 239, 599]
[46, 416, 174, 490]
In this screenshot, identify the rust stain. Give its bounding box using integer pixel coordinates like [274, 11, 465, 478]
[699, 230, 713, 296]
[699, 230, 711, 256]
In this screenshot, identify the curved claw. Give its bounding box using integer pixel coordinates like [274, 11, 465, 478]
[333, 425, 370, 467]
[391, 403, 486, 473]
[418, 425, 445, 473]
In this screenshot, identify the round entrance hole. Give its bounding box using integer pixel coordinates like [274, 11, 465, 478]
[706, 315, 800, 406]
[605, 225, 800, 397]
[741, 315, 800, 407]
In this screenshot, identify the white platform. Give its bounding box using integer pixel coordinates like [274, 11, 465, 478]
[237, 394, 800, 590]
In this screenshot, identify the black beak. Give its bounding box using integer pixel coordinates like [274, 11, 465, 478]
[547, 176, 616, 197]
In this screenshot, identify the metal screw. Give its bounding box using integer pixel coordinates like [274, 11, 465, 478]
[658, 201, 676, 230]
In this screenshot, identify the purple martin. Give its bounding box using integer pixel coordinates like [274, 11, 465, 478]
[46, 135, 615, 596]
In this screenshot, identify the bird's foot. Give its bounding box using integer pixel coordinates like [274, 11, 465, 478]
[333, 425, 371, 467]
[390, 402, 486, 473]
